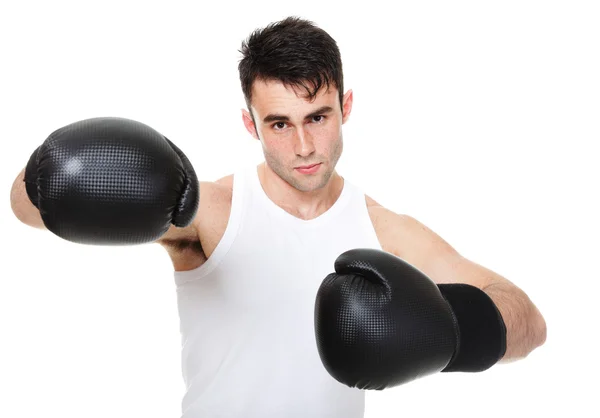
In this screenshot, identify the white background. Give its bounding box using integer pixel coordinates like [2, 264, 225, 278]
[1, 1, 598, 417]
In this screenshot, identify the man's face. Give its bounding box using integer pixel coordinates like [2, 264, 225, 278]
[242, 79, 353, 192]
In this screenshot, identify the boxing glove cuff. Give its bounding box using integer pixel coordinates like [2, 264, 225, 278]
[162, 137, 199, 228]
[438, 283, 507, 373]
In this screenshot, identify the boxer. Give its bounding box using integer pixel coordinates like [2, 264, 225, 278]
[11, 16, 546, 418]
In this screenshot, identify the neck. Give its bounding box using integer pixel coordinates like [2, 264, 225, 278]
[257, 162, 344, 221]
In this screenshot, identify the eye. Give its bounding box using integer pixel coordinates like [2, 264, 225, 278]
[272, 122, 287, 130]
[312, 115, 326, 123]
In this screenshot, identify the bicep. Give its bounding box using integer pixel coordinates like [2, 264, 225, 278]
[389, 214, 462, 283]
[377, 212, 500, 288]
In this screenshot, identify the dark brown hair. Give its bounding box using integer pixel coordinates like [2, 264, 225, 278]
[238, 16, 344, 110]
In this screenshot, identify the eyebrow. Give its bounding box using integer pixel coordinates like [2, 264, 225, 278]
[262, 106, 334, 124]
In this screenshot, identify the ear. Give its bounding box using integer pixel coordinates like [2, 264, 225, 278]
[242, 109, 260, 140]
[341, 89, 353, 124]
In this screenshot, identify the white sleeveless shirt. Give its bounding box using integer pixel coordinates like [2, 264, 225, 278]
[173, 165, 382, 417]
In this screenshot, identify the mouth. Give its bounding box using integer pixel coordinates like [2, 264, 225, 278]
[296, 163, 320, 169]
[295, 163, 322, 174]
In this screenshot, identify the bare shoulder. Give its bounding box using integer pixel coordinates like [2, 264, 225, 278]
[366, 197, 412, 229]
[365, 194, 381, 208]
[366, 197, 400, 253]
[158, 177, 231, 242]
[200, 174, 233, 212]
[214, 173, 234, 189]
[158, 174, 234, 271]
[365, 195, 400, 230]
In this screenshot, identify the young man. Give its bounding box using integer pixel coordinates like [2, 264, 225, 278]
[11, 16, 546, 418]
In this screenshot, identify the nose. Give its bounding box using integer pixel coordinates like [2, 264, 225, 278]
[294, 128, 315, 158]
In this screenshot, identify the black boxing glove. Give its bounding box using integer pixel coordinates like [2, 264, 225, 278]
[24, 117, 199, 245]
[314, 248, 507, 390]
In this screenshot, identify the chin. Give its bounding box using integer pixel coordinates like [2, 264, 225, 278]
[294, 173, 331, 192]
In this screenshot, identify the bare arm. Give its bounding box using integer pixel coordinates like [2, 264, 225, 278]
[371, 206, 547, 363]
[12, 162, 211, 274]
[157, 178, 232, 271]
[10, 168, 45, 229]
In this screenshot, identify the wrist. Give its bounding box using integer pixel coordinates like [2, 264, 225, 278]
[438, 283, 507, 372]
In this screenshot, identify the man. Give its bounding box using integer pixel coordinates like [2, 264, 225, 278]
[11, 16, 546, 418]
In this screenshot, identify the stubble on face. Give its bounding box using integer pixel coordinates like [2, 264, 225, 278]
[262, 131, 343, 193]
[250, 81, 346, 193]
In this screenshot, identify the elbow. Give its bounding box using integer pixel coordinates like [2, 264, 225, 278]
[499, 305, 547, 364]
[10, 181, 28, 224]
[533, 310, 547, 349]
[523, 308, 547, 360]
[522, 289, 548, 356]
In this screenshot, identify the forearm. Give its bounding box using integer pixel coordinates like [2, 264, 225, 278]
[10, 168, 46, 229]
[483, 281, 547, 362]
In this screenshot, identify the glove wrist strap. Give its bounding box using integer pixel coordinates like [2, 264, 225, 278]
[438, 283, 507, 372]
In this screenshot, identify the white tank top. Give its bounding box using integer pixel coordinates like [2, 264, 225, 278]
[173, 164, 382, 418]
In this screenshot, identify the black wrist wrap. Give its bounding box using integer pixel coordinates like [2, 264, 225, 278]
[438, 283, 507, 372]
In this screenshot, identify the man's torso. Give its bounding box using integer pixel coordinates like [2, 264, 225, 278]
[163, 173, 393, 272]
